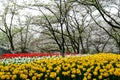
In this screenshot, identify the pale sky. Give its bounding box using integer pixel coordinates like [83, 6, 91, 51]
[0, 0, 119, 29]
[0, 0, 53, 28]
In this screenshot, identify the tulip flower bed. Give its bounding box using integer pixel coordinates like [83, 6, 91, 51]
[1, 53, 61, 58]
[0, 53, 120, 80]
[0, 56, 58, 65]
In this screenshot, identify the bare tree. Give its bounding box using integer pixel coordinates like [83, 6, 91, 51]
[0, 3, 17, 52]
[89, 9, 120, 53]
[30, 0, 75, 56]
[76, 0, 120, 29]
[16, 16, 33, 53]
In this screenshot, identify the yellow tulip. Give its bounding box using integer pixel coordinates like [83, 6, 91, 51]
[12, 75, 17, 80]
[0, 72, 4, 76]
[83, 77, 87, 80]
[56, 77, 60, 80]
[23, 70, 28, 74]
[20, 74, 27, 79]
[1, 75, 6, 79]
[32, 76, 36, 80]
[71, 74, 76, 78]
[50, 72, 57, 78]
[45, 74, 48, 78]
[71, 69, 76, 74]
[19, 71, 23, 74]
[83, 68, 86, 71]
[98, 75, 102, 79]
[87, 75, 91, 79]
[76, 69, 81, 75]
[93, 71, 98, 76]
[93, 78, 97, 80]
[46, 70, 50, 73]
[37, 73, 43, 78]
[5, 75, 10, 80]
[103, 72, 109, 77]
[29, 73, 33, 77]
[12, 70, 18, 75]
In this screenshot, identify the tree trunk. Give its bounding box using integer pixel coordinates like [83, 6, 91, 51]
[117, 43, 120, 54]
[9, 37, 15, 53]
[79, 35, 86, 54]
